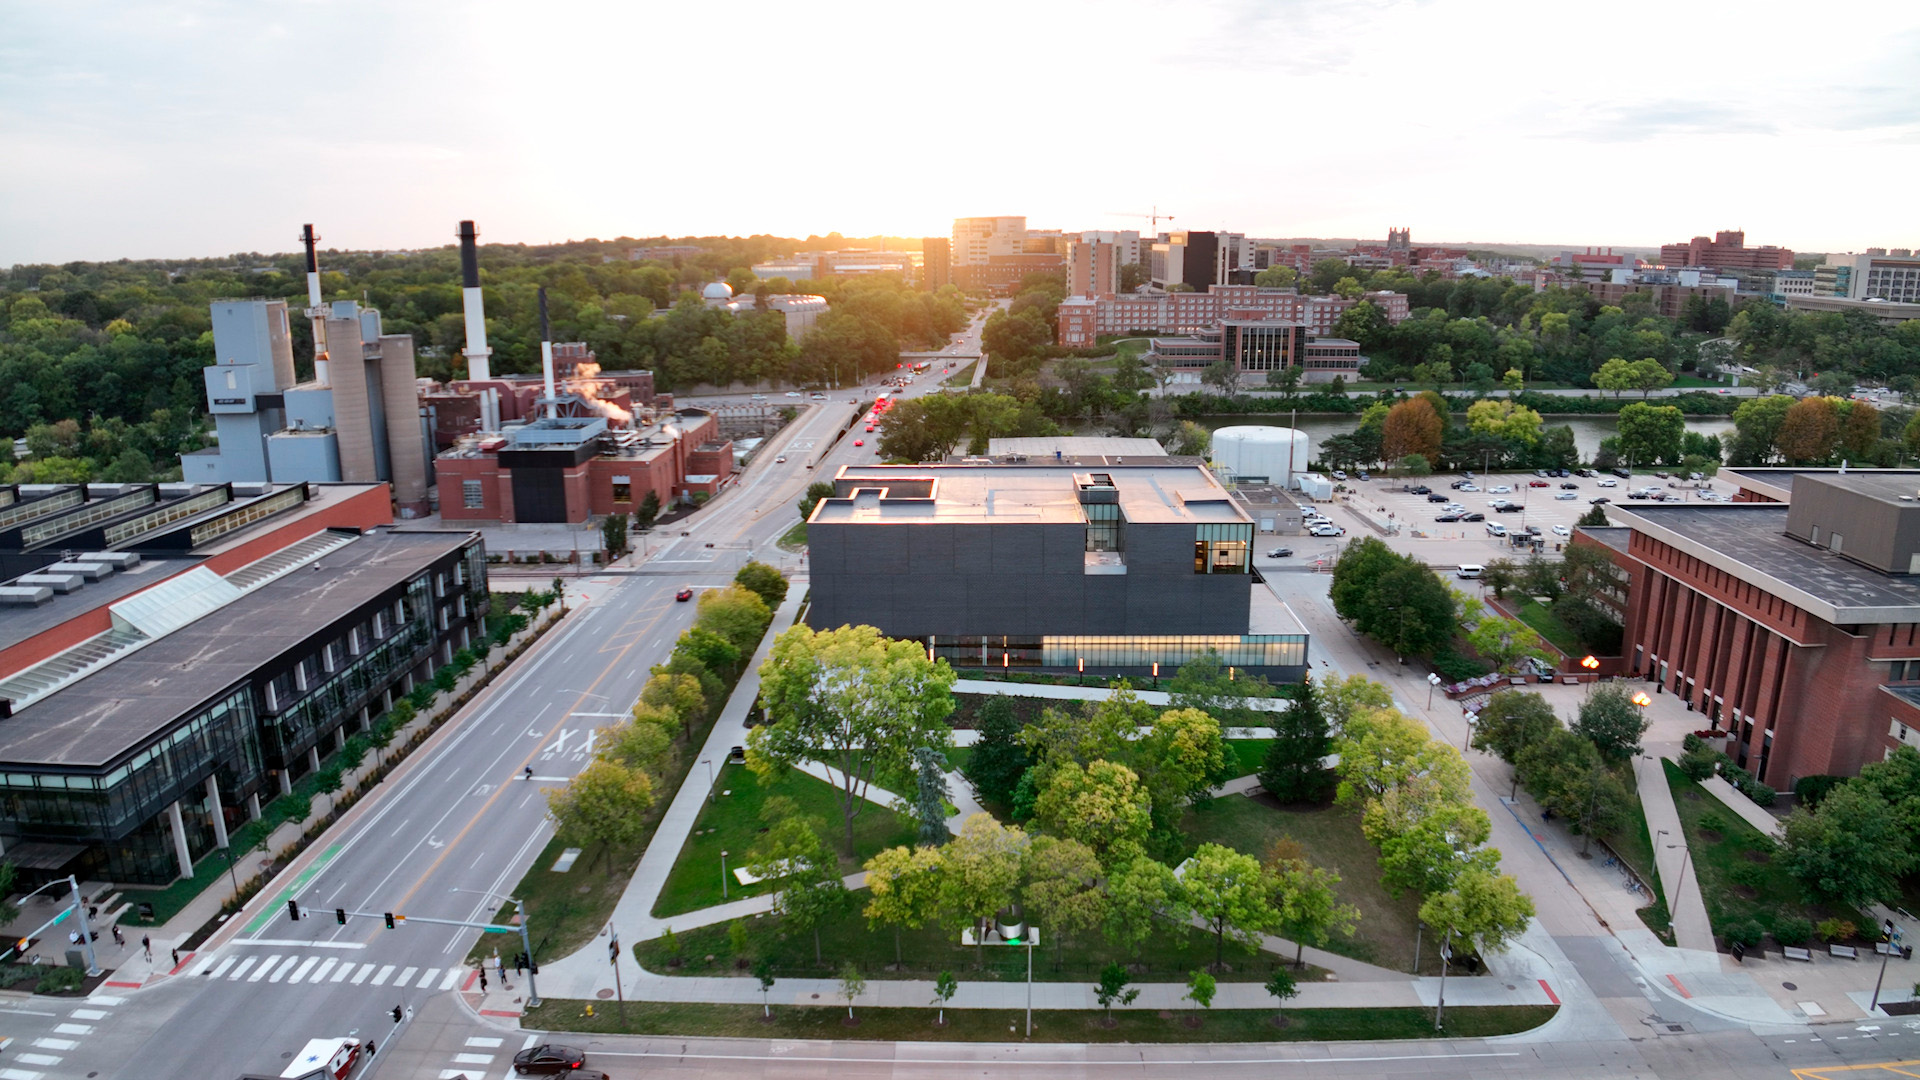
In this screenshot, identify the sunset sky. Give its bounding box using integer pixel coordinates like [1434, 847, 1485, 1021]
[3, 0, 1916, 264]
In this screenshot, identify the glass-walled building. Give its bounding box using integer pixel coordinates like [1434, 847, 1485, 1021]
[0, 529, 487, 886]
[806, 463, 1308, 680]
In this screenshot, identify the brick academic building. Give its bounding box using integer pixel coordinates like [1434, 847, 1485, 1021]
[1584, 470, 1920, 787]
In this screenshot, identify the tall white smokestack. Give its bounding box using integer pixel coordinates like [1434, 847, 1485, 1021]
[539, 286, 556, 416]
[457, 220, 492, 382]
[301, 224, 330, 385]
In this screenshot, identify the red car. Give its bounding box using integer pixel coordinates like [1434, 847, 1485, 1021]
[854, 439, 864, 446]
[865, 424, 875, 432]
[1528, 480, 1551, 487]
[675, 588, 693, 602]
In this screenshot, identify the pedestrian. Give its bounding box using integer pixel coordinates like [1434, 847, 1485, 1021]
[365, 1040, 376, 1059]
[141, 935, 151, 959]
[515, 953, 525, 977]
[171, 948, 179, 968]
[523, 766, 533, 781]
[497, 955, 507, 983]
[479, 968, 488, 993]
[111, 926, 124, 947]
[88, 904, 98, 921]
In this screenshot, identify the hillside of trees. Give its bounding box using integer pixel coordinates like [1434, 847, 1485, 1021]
[0, 234, 966, 483]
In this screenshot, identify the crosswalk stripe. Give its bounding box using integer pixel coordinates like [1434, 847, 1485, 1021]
[310, 958, 338, 983]
[415, 967, 438, 989]
[67, 1009, 107, 1020]
[268, 957, 299, 982]
[246, 955, 279, 982]
[437, 1071, 478, 1080]
[51, 1025, 91, 1036]
[439, 968, 461, 990]
[0, 1068, 46, 1080]
[288, 957, 319, 983]
[451, 1053, 494, 1064]
[464, 1037, 503, 1047]
[229, 957, 257, 981]
[14, 1056, 59, 1067]
[206, 957, 235, 979]
[396, 967, 418, 987]
[331, 962, 353, 983]
[86, 995, 124, 1006]
[189, 954, 220, 976]
[350, 963, 374, 984]
[371, 965, 395, 986]
[30, 1040, 75, 1051]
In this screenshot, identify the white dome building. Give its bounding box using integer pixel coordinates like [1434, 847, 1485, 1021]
[1211, 425, 1311, 488]
[700, 280, 736, 306]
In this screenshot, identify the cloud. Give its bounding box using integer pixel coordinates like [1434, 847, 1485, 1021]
[1548, 100, 1779, 143]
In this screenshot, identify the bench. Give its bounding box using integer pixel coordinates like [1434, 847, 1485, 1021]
[1783, 947, 1813, 962]
[1874, 942, 1914, 959]
[1830, 944, 1859, 960]
[1561, 676, 1580, 686]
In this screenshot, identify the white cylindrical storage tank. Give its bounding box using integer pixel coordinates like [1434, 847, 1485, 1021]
[1211, 425, 1311, 489]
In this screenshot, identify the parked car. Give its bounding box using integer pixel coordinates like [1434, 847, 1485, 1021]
[1551, 524, 1571, 537]
[1266, 547, 1294, 558]
[1485, 521, 1507, 537]
[1462, 512, 1486, 522]
[1554, 491, 1577, 500]
[1489, 485, 1512, 494]
[1409, 485, 1432, 495]
[785, 391, 801, 398]
[1596, 477, 1618, 487]
[1427, 493, 1450, 503]
[1445, 502, 1465, 512]
[1529, 479, 1551, 488]
[1309, 524, 1346, 537]
[1496, 503, 1524, 513]
[1560, 481, 1578, 489]
[1610, 467, 1632, 478]
[514, 1044, 588, 1075]
[1357, 471, 1370, 481]
[1555, 468, 1572, 477]
[1434, 512, 1462, 522]
[1653, 471, 1670, 479]
[1456, 564, 1484, 578]
[1590, 497, 1611, 505]
[1332, 470, 1348, 481]
[1574, 468, 1595, 477]
[1459, 483, 1480, 492]
[1535, 469, 1550, 478]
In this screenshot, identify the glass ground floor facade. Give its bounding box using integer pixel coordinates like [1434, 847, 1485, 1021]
[928, 633, 1308, 680]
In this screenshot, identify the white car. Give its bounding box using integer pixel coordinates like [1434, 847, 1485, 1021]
[1309, 524, 1345, 537]
[1485, 522, 1508, 537]
[1554, 491, 1577, 500]
[1489, 485, 1512, 494]
[1458, 483, 1480, 492]
[785, 391, 801, 398]
[1595, 477, 1618, 487]
[1551, 524, 1571, 537]
[1445, 503, 1465, 513]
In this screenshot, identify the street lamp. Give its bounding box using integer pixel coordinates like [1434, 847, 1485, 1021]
[1872, 918, 1903, 1013]
[8, 876, 101, 976]
[1581, 655, 1600, 693]
[721, 850, 730, 901]
[448, 887, 541, 1007]
[1434, 928, 1455, 1030]
[702, 758, 715, 805]
[1426, 671, 1442, 709]
[1462, 710, 1478, 752]
[1631, 690, 1652, 708]
[1657, 834, 1694, 909]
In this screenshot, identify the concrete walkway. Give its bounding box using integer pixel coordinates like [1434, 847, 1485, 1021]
[1701, 774, 1784, 838]
[1632, 752, 1717, 952]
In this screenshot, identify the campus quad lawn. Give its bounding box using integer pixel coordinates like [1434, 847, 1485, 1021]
[1514, 600, 1585, 656]
[534, 999, 1556, 1043]
[636, 904, 1328, 985]
[651, 762, 917, 919]
[1225, 739, 1273, 778]
[1662, 759, 1864, 943]
[1179, 792, 1434, 974]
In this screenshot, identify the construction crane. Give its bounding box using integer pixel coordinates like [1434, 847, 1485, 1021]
[1107, 206, 1176, 233]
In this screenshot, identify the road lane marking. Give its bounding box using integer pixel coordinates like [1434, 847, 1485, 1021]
[232, 938, 366, 949]
[246, 956, 279, 982]
[288, 957, 318, 983]
[310, 958, 337, 982]
[371, 964, 395, 985]
[350, 963, 374, 984]
[244, 843, 344, 934]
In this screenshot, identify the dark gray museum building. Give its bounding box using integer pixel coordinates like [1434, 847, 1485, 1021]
[806, 463, 1307, 677]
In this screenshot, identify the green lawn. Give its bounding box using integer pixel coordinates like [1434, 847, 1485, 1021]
[777, 521, 807, 551]
[635, 899, 1329, 985]
[1226, 739, 1272, 778]
[1662, 759, 1863, 944]
[1514, 599, 1584, 655]
[528, 999, 1556, 1043]
[1179, 794, 1430, 973]
[942, 362, 977, 387]
[651, 762, 918, 919]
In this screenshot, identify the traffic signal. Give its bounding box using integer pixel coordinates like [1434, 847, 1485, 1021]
[608, 938, 619, 963]
[286, 900, 300, 922]
[335, 908, 347, 926]
[383, 912, 395, 929]
[390, 1005, 403, 1023]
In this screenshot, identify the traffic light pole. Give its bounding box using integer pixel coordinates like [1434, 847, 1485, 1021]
[608, 925, 626, 1025]
[290, 904, 541, 1007]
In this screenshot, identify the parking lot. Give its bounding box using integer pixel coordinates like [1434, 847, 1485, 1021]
[1295, 468, 1731, 569]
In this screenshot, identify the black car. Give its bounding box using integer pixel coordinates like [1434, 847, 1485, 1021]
[1450, 479, 1469, 489]
[1266, 548, 1294, 558]
[1427, 493, 1450, 503]
[1560, 481, 1578, 489]
[514, 1044, 587, 1074]
[1591, 497, 1611, 505]
[1574, 468, 1594, 477]
[1434, 512, 1461, 522]
[1462, 512, 1486, 522]
[1496, 503, 1524, 513]
[1409, 485, 1432, 495]
[1610, 467, 1632, 479]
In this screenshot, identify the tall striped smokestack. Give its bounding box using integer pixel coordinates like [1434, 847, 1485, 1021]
[538, 286, 555, 415]
[300, 224, 329, 385]
[458, 220, 492, 382]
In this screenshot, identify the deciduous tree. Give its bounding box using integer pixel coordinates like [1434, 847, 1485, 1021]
[1381, 396, 1444, 466]
[862, 844, 947, 965]
[940, 814, 1029, 967]
[1032, 759, 1152, 867]
[545, 760, 654, 875]
[1181, 843, 1282, 970]
[1573, 685, 1650, 763]
[1417, 868, 1535, 958]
